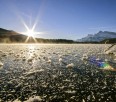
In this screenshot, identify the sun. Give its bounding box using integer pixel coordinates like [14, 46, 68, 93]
[25, 29, 35, 37]
[21, 28, 44, 37]
[19, 18, 45, 43]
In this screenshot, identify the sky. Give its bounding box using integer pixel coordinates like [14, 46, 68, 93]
[0, 0, 116, 40]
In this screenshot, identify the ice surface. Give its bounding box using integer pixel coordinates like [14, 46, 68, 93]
[0, 44, 115, 102]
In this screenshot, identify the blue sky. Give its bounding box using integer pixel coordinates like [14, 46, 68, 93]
[0, 0, 116, 40]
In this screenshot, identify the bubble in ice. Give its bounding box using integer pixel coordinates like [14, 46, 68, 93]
[0, 50, 3, 53]
[59, 55, 62, 58]
[66, 63, 74, 68]
[24, 69, 45, 76]
[26, 96, 42, 102]
[81, 54, 88, 60]
[59, 58, 62, 62]
[13, 99, 21, 102]
[82, 99, 85, 102]
[28, 57, 33, 62]
[63, 79, 70, 82]
[15, 54, 21, 58]
[65, 90, 76, 94]
[105, 59, 108, 62]
[9, 51, 14, 55]
[47, 59, 51, 63]
[105, 50, 114, 55]
[2, 52, 7, 57]
[0, 61, 3, 67]
[22, 56, 26, 61]
[58, 86, 65, 89]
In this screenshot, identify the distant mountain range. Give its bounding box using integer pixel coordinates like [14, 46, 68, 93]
[77, 31, 116, 42]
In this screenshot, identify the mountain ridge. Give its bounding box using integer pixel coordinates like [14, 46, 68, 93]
[77, 31, 116, 42]
[0, 28, 116, 43]
[0, 28, 74, 43]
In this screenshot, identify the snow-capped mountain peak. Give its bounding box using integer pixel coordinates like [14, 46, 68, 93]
[77, 31, 116, 42]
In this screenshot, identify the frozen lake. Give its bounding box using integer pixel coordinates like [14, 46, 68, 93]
[0, 44, 116, 102]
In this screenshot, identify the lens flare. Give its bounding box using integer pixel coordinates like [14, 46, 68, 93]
[89, 57, 116, 71]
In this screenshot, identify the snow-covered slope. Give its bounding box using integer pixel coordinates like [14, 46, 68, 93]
[77, 31, 116, 42]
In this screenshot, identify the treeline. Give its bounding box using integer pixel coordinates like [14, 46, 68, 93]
[0, 28, 116, 44]
[0, 35, 75, 43]
[36, 38, 74, 43]
[0, 34, 27, 43]
[100, 38, 116, 44]
[0, 36, 116, 44]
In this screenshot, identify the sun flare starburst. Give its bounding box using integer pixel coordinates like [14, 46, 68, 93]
[19, 20, 45, 43]
[18, 10, 46, 43]
[25, 29, 35, 37]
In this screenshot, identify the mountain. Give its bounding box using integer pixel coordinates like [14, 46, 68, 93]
[0, 28, 74, 43]
[0, 28, 27, 43]
[77, 31, 116, 42]
[0, 28, 20, 36]
[1, 28, 115, 43]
